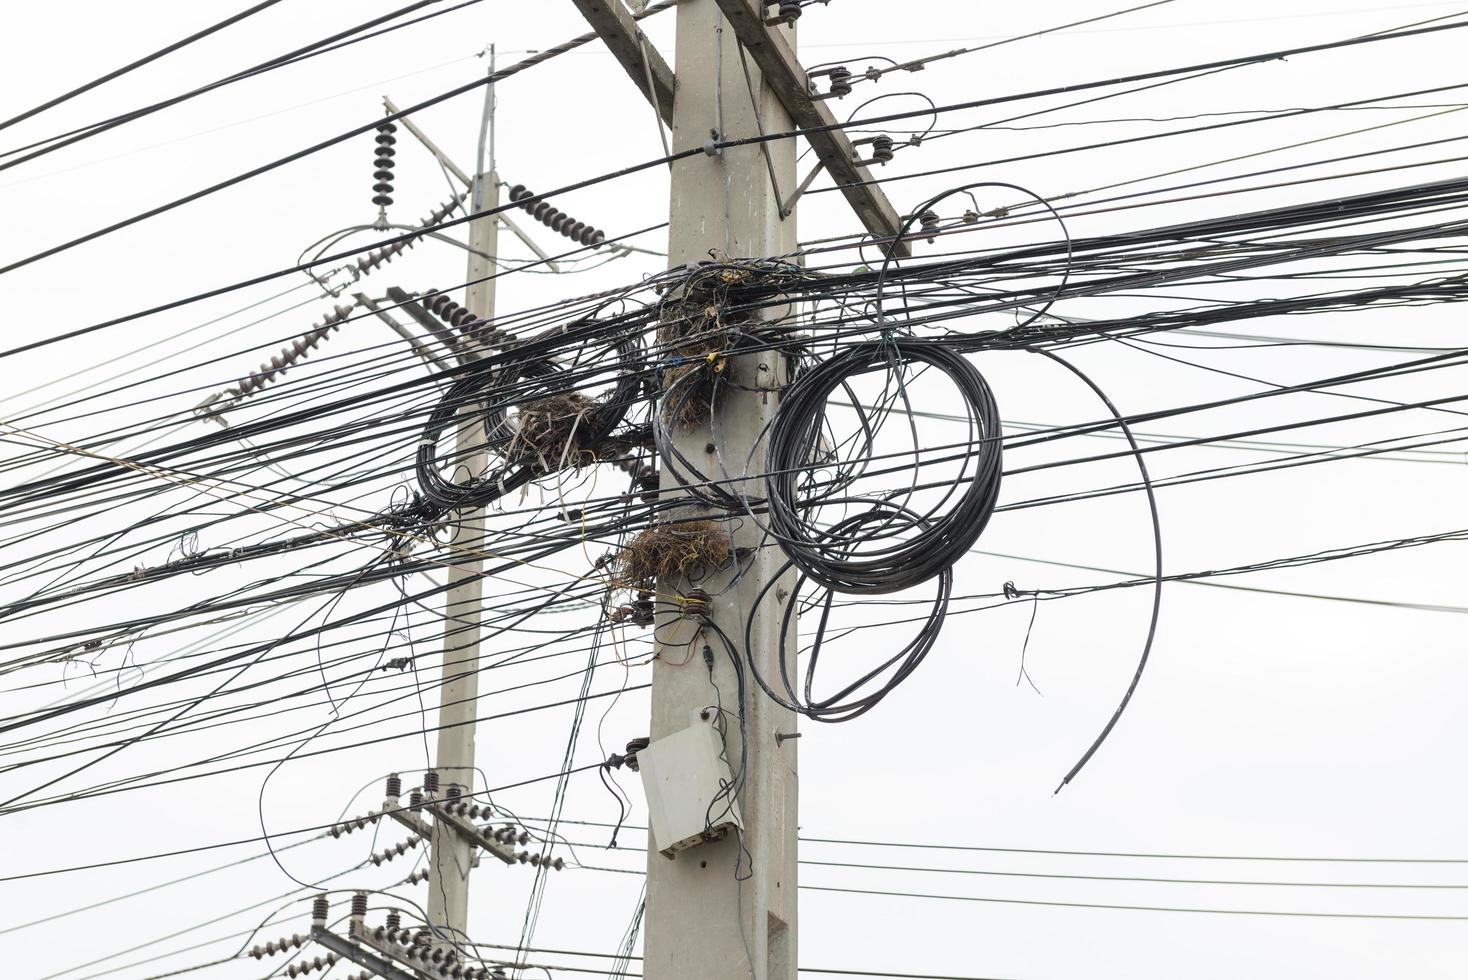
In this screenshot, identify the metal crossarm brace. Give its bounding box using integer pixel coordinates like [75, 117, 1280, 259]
[383, 799, 436, 841]
[384, 286, 463, 354]
[383, 96, 560, 270]
[570, 0, 677, 125]
[382, 793, 520, 866]
[711, 0, 910, 256]
[355, 293, 453, 372]
[426, 798, 521, 866]
[355, 922, 460, 978]
[310, 927, 420, 980]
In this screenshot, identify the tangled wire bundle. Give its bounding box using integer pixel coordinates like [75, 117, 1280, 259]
[657, 296, 733, 428]
[654, 259, 806, 426]
[415, 322, 643, 510]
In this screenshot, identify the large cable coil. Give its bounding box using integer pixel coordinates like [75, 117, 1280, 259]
[762, 339, 1002, 595]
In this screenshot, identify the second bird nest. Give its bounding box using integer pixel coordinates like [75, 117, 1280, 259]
[611, 520, 732, 590]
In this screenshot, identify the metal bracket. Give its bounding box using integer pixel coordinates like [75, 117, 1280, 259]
[355, 294, 453, 373]
[383, 286, 463, 356]
[780, 159, 826, 218]
[384, 96, 472, 188]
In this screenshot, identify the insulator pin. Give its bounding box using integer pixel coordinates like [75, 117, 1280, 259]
[631, 593, 655, 627]
[768, 0, 801, 24]
[828, 66, 852, 98]
[253, 933, 309, 959]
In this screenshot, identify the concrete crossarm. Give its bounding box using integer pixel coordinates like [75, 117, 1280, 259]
[713, 0, 911, 256]
[570, 0, 677, 125]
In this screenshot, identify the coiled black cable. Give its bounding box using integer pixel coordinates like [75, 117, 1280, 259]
[745, 503, 953, 723]
[762, 339, 1002, 594]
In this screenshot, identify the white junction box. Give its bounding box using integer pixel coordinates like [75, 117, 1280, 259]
[637, 718, 742, 858]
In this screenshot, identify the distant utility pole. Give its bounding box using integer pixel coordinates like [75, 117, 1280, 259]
[426, 49, 499, 948]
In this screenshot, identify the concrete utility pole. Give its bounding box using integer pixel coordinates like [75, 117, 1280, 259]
[564, 2, 907, 975]
[648, 3, 799, 978]
[426, 56, 499, 947]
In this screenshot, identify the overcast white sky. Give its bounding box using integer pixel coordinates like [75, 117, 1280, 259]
[3, 2, 1468, 979]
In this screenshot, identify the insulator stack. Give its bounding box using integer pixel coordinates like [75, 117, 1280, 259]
[385, 911, 401, 931]
[369, 838, 419, 865]
[403, 868, 430, 886]
[251, 933, 309, 959]
[522, 852, 566, 870]
[355, 196, 463, 278]
[419, 289, 478, 331]
[508, 184, 606, 247]
[350, 892, 368, 920]
[828, 65, 852, 98]
[919, 210, 941, 237]
[624, 736, 651, 773]
[491, 824, 531, 845]
[423, 771, 440, 794]
[226, 302, 356, 403]
[285, 954, 336, 978]
[869, 134, 895, 165]
[408, 790, 423, 809]
[327, 811, 380, 838]
[372, 119, 397, 214]
[385, 772, 401, 800]
[311, 897, 329, 925]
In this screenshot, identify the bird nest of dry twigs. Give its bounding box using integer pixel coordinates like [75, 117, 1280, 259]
[503, 392, 600, 470]
[611, 520, 731, 590]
